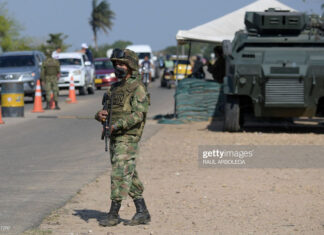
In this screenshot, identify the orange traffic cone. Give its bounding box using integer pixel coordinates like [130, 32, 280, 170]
[49, 93, 56, 109]
[32, 80, 44, 113]
[0, 105, 4, 124]
[66, 76, 77, 104]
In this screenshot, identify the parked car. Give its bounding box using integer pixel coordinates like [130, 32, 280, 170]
[93, 58, 117, 89]
[57, 52, 95, 95]
[0, 51, 46, 97]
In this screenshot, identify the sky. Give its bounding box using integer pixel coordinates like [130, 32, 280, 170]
[3, 0, 323, 52]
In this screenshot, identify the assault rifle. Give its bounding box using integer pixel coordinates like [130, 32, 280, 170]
[101, 92, 113, 152]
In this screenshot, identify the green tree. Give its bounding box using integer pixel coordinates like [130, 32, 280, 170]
[46, 33, 70, 51]
[89, 0, 115, 51]
[159, 43, 216, 59]
[36, 33, 70, 56]
[0, 3, 31, 51]
[160, 46, 178, 55]
[110, 40, 132, 50]
[89, 40, 132, 58]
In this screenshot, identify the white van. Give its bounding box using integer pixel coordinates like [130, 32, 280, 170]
[126, 44, 157, 79]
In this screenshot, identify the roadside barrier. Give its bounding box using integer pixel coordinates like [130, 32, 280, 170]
[66, 76, 77, 104]
[32, 80, 44, 113]
[158, 78, 224, 124]
[1, 81, 24, 117]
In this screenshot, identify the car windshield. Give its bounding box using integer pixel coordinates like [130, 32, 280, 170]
[94, 60, 114, 70]
[59, 58, 82, 66]
[0, 55, 35, 68]
[137, 53, 151, 60]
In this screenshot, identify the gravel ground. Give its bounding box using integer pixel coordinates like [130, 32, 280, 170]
[25, 120, 324, 235]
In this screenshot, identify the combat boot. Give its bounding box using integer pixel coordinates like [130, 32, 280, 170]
[44, 102, 50, 110]
[99, 200, 121, 227]
[55, 101, 60, 110]
[125, 198, 151, 226]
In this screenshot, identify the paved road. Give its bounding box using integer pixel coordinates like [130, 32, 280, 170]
[0, 79, 174, 235]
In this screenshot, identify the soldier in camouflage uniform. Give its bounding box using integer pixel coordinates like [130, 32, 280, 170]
[41, 53, 61, 110]
[95, 48, 151, 227]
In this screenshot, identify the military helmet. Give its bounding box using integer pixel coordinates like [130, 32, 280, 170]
[110, 48, 139, 71]
[44, 49, 52, 58]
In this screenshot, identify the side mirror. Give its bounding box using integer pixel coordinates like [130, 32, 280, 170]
[85, 61, 91, 66]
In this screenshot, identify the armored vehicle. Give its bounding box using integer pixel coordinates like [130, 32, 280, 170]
[223, 9, 324, 131]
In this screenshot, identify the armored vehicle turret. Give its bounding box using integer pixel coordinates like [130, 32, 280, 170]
[223, 8, 324, 131]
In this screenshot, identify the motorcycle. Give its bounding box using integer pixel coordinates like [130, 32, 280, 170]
[141, 65, 150, 87]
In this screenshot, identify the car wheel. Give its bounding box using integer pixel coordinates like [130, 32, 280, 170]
[87, 80, 95, 95]
[87, 86, 95, 95]
[78, 85, 86, 96]
[96, 86, 101, 90]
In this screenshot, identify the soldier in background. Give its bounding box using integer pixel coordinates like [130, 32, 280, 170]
[191, 56, 205, 79]
[41, 51, 61, 110]
[207, 46, 225, 83]
[95, 48, 151, 227]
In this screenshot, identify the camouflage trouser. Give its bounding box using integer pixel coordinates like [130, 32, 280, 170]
[44, 76, 59, 102]
[109, 140, 144, 202]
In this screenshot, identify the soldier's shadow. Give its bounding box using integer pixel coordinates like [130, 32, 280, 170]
[73, 209, 130, 224]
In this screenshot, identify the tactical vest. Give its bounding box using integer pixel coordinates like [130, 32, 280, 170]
[109, 78, 148, 138]
[44, 58, 59, 76]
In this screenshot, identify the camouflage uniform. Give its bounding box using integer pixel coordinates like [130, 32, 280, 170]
[96, 49, 151, 226]
[95, 53, 149, 202]
[107, 74, 149, 201]
[41, 57, 60, 102]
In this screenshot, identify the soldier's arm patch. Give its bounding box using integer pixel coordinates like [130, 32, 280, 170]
[134, 85, 146, 102]
[131, 85, 149, 113]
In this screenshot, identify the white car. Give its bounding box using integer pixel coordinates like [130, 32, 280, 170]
[57, 52, 95, 95]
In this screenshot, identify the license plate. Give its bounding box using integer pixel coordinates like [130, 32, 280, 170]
[95, 79, 102, 84]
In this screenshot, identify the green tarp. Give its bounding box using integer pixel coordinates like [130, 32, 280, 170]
[158, 78, 224, 124]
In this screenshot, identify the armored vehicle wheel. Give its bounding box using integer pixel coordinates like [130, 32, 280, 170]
[224, 95, 241, 132]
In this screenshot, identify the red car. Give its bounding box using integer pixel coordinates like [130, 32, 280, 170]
[94, 58, 118, 89]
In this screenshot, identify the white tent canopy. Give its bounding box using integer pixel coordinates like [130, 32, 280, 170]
[176, 0, 296, 44]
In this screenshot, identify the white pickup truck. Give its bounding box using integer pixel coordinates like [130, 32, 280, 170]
[57, 52, 95, 95]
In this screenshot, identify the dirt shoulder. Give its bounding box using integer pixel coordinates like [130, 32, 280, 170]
[24, 120, 324, 235]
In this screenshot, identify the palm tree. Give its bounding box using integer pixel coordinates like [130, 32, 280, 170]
[89, 0, 115, 50]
